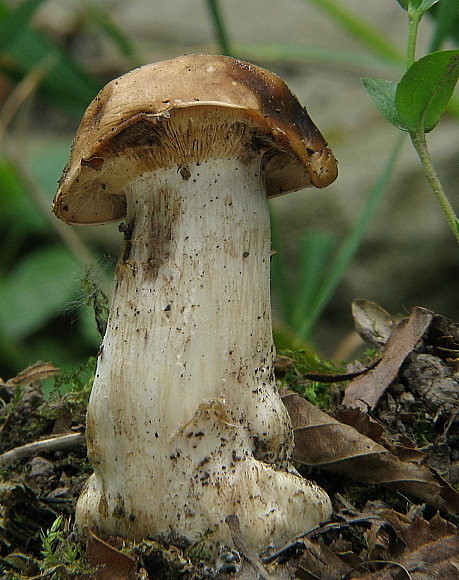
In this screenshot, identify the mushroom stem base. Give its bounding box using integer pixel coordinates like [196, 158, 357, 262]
[76, 159, 331, 552]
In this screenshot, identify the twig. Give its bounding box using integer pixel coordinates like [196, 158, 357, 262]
[0, 432, 85, 466]
[225, 514, 271, 580]
[342, 559, 412, 580]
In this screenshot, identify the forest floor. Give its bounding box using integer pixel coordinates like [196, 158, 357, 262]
[0, 301, 459, 579]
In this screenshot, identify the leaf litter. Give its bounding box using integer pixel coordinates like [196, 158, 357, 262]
[2, 303, 459, 577]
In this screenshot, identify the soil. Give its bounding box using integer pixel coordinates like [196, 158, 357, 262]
[1, 304, 459, 579]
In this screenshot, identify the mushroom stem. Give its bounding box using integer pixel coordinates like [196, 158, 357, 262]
[77, 156, 331, 550]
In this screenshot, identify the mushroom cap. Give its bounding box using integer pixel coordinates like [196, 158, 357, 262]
[54, 54, 338, 225]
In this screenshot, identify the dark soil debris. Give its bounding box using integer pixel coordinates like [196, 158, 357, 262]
[2, 303, 459, 578]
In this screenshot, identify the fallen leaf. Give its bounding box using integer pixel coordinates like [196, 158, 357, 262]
[295, 538, 351, 580]
[334, 406, 385, 443]
[342, 306, 433, 410]
[356, 535, 459, 580]
[5, 362, 59, 387]
[352, 299, 396, 348]
[87, 530, 136, 580]
[399, 512, 456, 549]
[282, 391, 459, 513]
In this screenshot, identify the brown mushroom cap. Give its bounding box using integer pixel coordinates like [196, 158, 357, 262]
[54, 54, 338, 225]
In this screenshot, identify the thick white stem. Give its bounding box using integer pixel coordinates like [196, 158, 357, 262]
[76, 158, 331, 551]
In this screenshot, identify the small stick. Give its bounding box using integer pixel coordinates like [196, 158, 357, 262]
[0, 433, 85, 466]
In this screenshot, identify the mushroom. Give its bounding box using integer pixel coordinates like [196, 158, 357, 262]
[54, 54, 338, 552]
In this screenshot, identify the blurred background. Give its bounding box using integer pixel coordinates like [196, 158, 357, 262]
[0, 0, 458, 379]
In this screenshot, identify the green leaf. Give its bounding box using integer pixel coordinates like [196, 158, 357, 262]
[396, 0, 416, 10]
[419, 0, 440, 13]
[84, 0, 139, 65]
[428, 0, 459, 52]
[0, 246, 80, 340]
[0, 0, 101, 119]
[0, 158, 47, 233]
[395, 50, 459, 132]
[361, 77, 405, 129]
[0, 0, 46, 54]
[396, 0, 439, 12]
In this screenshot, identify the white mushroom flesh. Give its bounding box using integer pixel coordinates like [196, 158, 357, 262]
[76, 155, 332, 551]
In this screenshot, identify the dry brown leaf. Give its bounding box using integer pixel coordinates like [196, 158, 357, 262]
[400, 534, 459, 579]
[352, 299, 397, 348]
[312, 508, 459, 580]
[334, 406, 385, 443]
[295, 538, 351, 580]
[355, 534, 459, 580]
[365, 507, 455, 550]
[342, 306, 433, 410]
[282, 391, 459, 513]
[4, 362, 59, 387]
[87, 530, 137, 580]
[399, 512, 456, 549]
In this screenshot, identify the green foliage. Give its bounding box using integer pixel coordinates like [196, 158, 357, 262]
[362, 0, 459, 245]
[279, 349, 346, 409]
[0, 0, 101, 119]
[364, 51, 459, 134]
[80, 277, 109, 339]
[0, 1, 114, 377]
[396, 50, 459, 132]
[40, 515, 65, 568]
[40, 515, 93, 578]
[50, 356, 96, 412]
[361, 78, 403, 128]
[429, 0, 459, 51]
[396, 0, 440, 13]
[0, 246, 80, 341]
[0, 0, 46, 56]
[1, 0, 458, 372]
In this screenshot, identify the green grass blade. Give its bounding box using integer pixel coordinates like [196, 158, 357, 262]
[84, 0, 140, 66]
[301, 0, 404, 64]
[0, 0, 46, 54]
[293, 134, 405, 344]
[0, 0, 101, 118]
[292, 231, 336, 328]
[204, 0, 232, 56]
[1, 31, 101, 118]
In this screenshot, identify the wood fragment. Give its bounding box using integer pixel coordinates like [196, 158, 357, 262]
[0, 432, 85, 466]
[342, 307, 433, 410]
[225, 514, 271, 580]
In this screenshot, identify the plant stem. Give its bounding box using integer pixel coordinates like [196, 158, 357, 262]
[410, 128, 459, 243]
[406, 9, 421, 67]
[204, 0, 232, 56]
